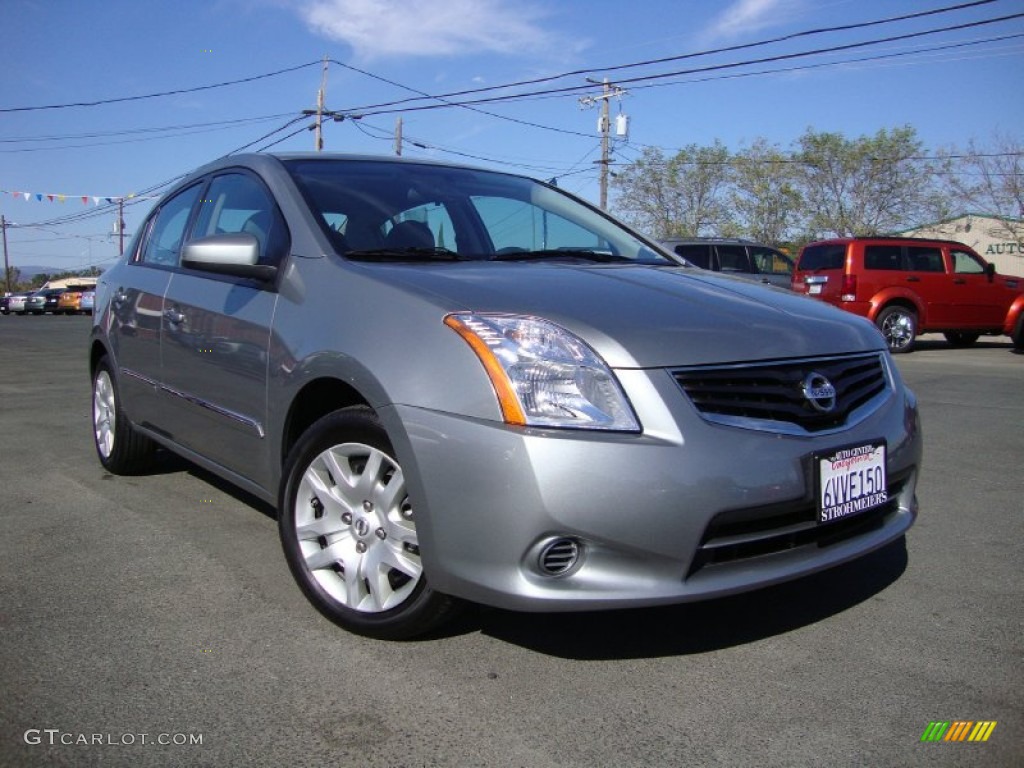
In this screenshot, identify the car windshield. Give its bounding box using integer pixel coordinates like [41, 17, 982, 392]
[284, 158, 675, 266]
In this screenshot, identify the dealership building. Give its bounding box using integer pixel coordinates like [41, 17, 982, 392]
[900, 213, 1024, 277]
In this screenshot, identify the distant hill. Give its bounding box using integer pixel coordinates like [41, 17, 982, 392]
[14, 265, 61, 279]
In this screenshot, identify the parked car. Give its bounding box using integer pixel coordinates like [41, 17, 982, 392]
[57, 285, 94, 315]
[659, 237, 795, 288]
[45, 288, 67, 313]
[1, 293, 29, 315]
[90, 153, 922, 639]
[792, 236, 1024, 353]
[79, 289, 95, 315]
[24, 288, 66, 314]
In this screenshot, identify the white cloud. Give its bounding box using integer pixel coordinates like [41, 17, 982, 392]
[704, 0, 802, 40]
[297, 0, 576, 61]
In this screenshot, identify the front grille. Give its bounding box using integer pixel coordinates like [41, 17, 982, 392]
[673, 353, 889, 433]
[687, 470, 911, 577]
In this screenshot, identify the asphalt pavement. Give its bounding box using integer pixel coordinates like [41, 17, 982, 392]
[0, 315, 1021, 767]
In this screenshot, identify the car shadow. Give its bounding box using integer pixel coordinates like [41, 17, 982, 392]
[128, 449, 278, 521]
[450, 538, 907, 660]
[912, 336, 1014, 352]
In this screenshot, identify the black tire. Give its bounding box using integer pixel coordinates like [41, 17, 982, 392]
[1012, 315, 1024, 351]
[278, 407, 460, 640]
[92, 358, 156, 474]
[876, 305, 917, 353]
[943, 331, 980, 348]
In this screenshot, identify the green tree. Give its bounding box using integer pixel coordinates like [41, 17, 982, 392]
[612, 142, 734, 237]
[731, 138, 803, 244]
[795, 126, 947, 238]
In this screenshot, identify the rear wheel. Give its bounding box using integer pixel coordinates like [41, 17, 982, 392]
[92, 358, 156, 474]
[943, 331, 980, 348]
[876, 305, 917, 353]
[278, 408, 460, 639]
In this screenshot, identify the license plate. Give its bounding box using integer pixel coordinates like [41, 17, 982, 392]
[816, 442, 887, 524]
[808, 284, 822, 295]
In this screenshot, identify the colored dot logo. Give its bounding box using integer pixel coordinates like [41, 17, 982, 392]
[921, 721, 997, 743]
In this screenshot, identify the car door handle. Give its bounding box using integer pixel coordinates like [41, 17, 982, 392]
[905, 277, 920, 283]
[953, 278, 967, 284]
[163, 308, 186, 324]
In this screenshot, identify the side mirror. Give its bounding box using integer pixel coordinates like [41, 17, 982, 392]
[985, 262, 996, 282]
[181, 234, 277, 282]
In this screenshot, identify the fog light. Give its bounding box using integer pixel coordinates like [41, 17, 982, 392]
[537, 538, 582, 576]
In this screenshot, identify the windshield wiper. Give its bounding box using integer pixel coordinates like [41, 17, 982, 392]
[345, 247, 466, 262]
[489, 249, 631, 263]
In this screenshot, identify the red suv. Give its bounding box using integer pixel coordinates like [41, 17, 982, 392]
[792, 237, 1024, 353]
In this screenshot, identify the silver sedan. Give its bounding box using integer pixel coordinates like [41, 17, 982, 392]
[89, 153, 921, 639]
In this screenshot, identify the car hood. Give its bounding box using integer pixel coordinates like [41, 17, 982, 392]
[362, 262, 886, 368]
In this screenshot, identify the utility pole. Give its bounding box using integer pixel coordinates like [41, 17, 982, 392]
[394, 117, 403, 156]
[314, 55, 328, 151]
[1, 216, 10, 294]
[117, 198, 126, 256]
[579, 78, 627, 210]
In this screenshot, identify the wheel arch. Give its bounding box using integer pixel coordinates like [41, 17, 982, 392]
[868, 291, 922, 325]
[280, 377, 373, 469]
[89, 338, 113, 379]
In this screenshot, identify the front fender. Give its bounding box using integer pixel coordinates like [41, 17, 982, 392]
[1003, 294, 1024, 336]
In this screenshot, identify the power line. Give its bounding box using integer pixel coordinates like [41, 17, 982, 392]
[350, 12, 1024, 117]
[335, 0, 1005, 113]
[329, 59, 594, 139]
[0, 60, 321, 113]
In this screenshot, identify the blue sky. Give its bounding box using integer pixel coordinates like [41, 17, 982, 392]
[2, 0, 1022, 273]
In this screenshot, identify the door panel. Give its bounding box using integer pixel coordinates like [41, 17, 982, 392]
[949, 249, 1006, 327]
[160, 273, 277, 482]
[109, 266, 172, 424]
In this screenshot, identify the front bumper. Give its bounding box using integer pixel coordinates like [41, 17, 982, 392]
[383, 366, 921, 612]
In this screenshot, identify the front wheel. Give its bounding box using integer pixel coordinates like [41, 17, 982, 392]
[876, 305, 917, 353]
[1012, 315, 1024, 351]
[278, 408, 460, 640]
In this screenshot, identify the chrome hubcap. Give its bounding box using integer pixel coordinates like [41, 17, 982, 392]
[93, 371, 116, 458]
[294, 443, 420, 613]
[882, 312, 914, 350]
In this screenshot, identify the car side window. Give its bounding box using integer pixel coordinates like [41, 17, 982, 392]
[674, 244, 712, 269]
[716, 245, 753, 273]
[750, 247, 793, 276]
[138, 184, 202, 267]
[952, 250, 985, 274]
[191, 173, 289, 266]
[864, 245, 904, 271]
[906, 246, 945, 273]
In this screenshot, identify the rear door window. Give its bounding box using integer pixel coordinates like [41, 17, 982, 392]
[906, 246, 945, 273]
[864, 245, 904, 271]
[715, 245, 753, 274]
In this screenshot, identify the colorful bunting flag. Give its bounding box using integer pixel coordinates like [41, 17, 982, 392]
[1, 187, 155, 205]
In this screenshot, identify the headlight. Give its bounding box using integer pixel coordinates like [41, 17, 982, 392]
[445, 313, 640, 432]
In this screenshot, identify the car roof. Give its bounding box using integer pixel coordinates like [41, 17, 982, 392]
[805, 236, 972, 248]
